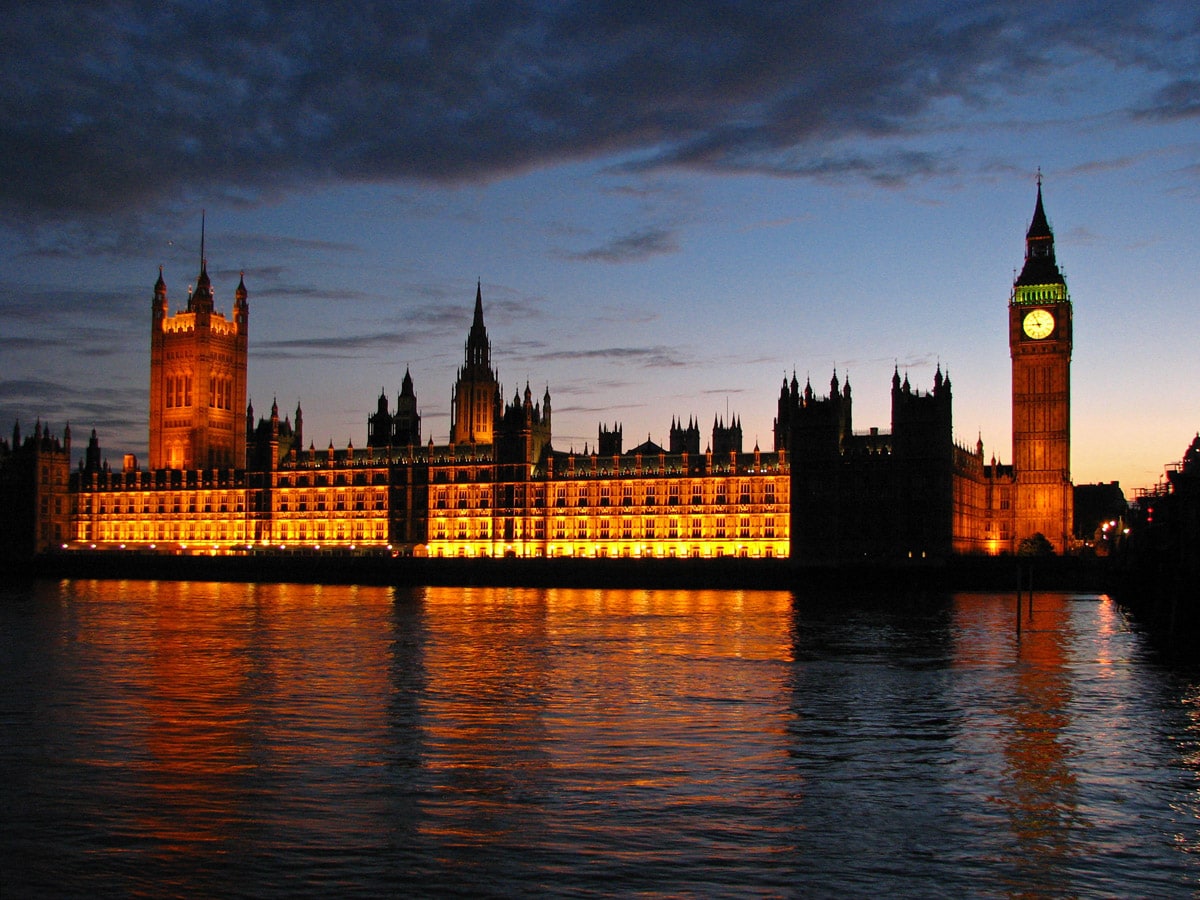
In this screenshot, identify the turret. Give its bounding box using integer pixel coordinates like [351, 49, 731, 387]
[153, 266, 168, 324]
[234, 272, 248, 326]
[85, 428, 102, 474]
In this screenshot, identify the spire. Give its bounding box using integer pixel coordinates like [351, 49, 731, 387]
[1015, 175, 1065, 287]
[464, 280, 491, 370]
[189, 212, 214, 313]
[153, 265, 168, 319]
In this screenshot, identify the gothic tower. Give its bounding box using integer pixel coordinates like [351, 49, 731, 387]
[450, 281, 500, 444]
[149, 221, 249, 469]
[1009, 178, 1073, 552]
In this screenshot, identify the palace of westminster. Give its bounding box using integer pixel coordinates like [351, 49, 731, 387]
[2, 185, 1076, 561]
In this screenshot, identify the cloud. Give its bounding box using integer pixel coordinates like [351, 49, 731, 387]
[2, 3, 1194, 219]
[0, 378, 74, 399]
[559, 227, 680, 262]
[1135, 79, 1200, 120]
[531, 346, 690, 368]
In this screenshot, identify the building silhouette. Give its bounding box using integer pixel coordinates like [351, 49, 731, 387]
[0, 420, 72, 558]
[4, 183, 1075, 561]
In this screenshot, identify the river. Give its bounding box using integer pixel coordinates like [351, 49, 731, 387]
[2, 580, 1197, 896]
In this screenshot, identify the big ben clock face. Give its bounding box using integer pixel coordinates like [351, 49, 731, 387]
[1022, 308, 1055, 340]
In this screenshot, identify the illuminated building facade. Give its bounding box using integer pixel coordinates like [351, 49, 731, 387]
[425, 443, 789, 560]
[149, 227, 249, 470]
[45, 183, 1070, 561]
[1008, 178, 1074, 552]
[450, 282, 501, 445]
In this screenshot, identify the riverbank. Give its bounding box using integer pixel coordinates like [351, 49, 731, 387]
[21, 550, 1109, 593]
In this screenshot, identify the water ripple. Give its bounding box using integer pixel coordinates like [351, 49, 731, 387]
[2, 582, 1198, 896]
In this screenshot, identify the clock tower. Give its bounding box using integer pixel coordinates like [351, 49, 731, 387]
[1009, 177, 1073, 552]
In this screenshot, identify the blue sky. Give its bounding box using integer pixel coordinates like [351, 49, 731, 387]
[2, 2, 1198, 491]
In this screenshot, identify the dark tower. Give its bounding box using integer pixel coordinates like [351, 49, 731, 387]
[367, 388, 393, 448]
[669, 417, 701, 455]
[712, 415, 742, 456]
[393, 368, 421, 446]
[598, 422, 623, 456]
[1009, 177, 1073, 553]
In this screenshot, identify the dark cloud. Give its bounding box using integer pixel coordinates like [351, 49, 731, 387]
[560, 227, 680, 263]
[1136, 79, 1200, 120]
[531, 346, 689, 368]
[0, 378, 74, 399]
[254, 331, 420, 361]
[251, 284, 376, 303]
[2, 2, 1194, 219]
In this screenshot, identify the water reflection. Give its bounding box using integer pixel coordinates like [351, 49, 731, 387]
[411, 588, 800, 888]
[952, 595, 1081, 893]
[2, 581, 1200, 895]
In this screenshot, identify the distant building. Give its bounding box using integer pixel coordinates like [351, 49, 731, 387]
[0, 421, 73, 558]
[771, 180, 1075, 558]
[11, 183, 1075, 561]
[1074, 482, 1127, 544]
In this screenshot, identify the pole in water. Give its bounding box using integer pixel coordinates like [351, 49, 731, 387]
[1027, 567, 1034, 620]
[1016, 565, 1023, 637]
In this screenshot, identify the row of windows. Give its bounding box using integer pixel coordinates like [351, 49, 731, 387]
[84, 522, 250, 543]
[276, 471, 388, 487]
[430, 516, 782, 541]
[80, 493, 246, 515]
[427, 543, 784, 559]
[432, 480, 784, 506]
[165, 373, 192, 409]
[209, 376, 235, 411]
[276, 489, 386, 512]
[275, 522, 387, 542]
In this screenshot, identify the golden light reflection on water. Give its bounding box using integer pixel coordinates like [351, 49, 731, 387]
[8, 582, 1200, 894]
[61, 579, 402, 861]
[413, 587, 797, 848]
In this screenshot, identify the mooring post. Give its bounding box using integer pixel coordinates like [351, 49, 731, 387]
[1016, 564, 1023, 637]
[1027, 566, 1034, 620]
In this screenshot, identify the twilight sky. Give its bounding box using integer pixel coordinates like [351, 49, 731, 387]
[2, 2, 1198, 492]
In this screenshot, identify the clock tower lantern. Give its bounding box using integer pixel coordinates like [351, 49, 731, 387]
[1009, 177, 1073, 552]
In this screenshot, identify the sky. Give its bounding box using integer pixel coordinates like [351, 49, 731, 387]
[2, 1, 1198, 493]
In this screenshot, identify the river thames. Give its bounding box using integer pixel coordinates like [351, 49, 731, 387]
[2, 579, 1198, 896]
